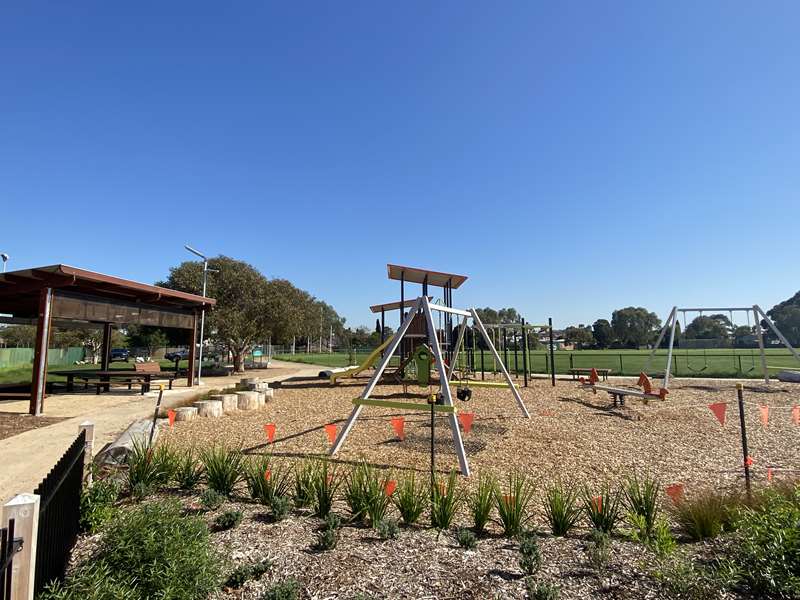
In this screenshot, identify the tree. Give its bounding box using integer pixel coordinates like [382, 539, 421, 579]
[126, 325, 170, 358]
[564, 326, 594, 347]
[767, 291, 800, 347]
[592, 319, 614, 349]
[0, 325, 36, 347]
[611, 307, 661, 348]
[684, 316, 729, 340]
[157, 256, 274, 373]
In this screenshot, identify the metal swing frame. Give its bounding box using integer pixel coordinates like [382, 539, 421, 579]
[644, 305, 800, 387]
[329, 296, 530, 476]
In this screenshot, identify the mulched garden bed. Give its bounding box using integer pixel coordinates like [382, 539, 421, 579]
[0, 411, 67, 441]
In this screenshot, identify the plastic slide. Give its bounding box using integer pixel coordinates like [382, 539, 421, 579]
[330, 338, 393, 384]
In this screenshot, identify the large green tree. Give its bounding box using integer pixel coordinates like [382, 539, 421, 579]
[592, 319, 614, 349]
[684, 315, 730, 340]
[564, 325, 594, 347]
[767, 291, 800, 346]
[611, 307, 661, 348]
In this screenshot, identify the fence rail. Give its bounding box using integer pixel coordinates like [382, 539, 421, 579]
[273, 348, 800, 380]
[32, 429, 86, 595]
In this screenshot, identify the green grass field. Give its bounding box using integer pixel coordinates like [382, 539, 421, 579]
[274, 347, 800, 379]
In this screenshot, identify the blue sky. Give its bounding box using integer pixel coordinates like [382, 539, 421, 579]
[2, 2, 798, 329]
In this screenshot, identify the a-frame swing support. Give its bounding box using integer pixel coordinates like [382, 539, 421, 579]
[329, 296, 530, 476]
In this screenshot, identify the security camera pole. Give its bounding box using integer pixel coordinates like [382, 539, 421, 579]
[184, 245, 212, 385]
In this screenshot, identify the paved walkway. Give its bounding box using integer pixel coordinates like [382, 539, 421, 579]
[0, 359, 327, 503]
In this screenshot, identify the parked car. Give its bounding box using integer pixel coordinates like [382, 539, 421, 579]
[110, 348, 130, 362]
[165, 349, 190, 362]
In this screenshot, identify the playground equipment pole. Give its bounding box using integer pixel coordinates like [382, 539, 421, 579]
[548, 318, 556, 387]
[429, 393, 436, 501]
[522, 319, 529, 387]
[736, 383, 752, 498]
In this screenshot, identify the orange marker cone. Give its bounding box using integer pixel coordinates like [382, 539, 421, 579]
[264, 469, 271, 481]
[767, 467, 773, 482]
[458, 413, 474, 435]
[167, 409, 176, 429]
[324, 423, 337, 444]
[666, 483, 684, 504]
[759, 405, 769, 428]
[708, 402, 727, 426]
[793, 405, 800, 425]
[593, 495, 603, 512]
[384, 480, 397, 496]
[263, 423, 276, 443]
[745, 456, 754, 467]
[390, 417, 405, 441]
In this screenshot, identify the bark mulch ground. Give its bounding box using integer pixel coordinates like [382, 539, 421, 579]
[0, 411, 67, 441]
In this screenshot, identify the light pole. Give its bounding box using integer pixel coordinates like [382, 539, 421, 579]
[0, 254, 8, 273]
[184, 245, 212, 385]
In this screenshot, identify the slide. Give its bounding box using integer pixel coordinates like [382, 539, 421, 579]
[330, 337, 393, 384]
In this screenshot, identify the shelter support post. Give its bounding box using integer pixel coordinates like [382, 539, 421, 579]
[30, 287, 53, 415]
[101, 322, 112, 371]
[187, 311, 198, 387]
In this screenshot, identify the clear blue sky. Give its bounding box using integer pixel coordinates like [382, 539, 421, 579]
[2, 2, 798, 329]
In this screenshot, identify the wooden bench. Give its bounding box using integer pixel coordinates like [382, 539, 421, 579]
[569, 368, 611, 381]
[134, 362, 177, 392]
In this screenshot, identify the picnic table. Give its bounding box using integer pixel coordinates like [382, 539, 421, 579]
[569, 368, 611, 381]
[50, 364, 177, 394]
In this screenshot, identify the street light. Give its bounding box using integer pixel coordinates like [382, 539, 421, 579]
[184, 244, 213, 385]
[0, 254, 8, 273]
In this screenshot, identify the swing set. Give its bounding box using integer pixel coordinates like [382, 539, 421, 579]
[644, 305, 800, 388]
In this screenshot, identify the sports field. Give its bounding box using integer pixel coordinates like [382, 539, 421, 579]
[274, 347, 800, 379]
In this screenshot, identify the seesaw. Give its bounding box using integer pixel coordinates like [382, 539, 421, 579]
[578, 368, 668, 406]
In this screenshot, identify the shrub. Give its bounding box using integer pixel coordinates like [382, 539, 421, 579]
[125, 439, 164, 496]
[244, 455, 292, 505]
[174, 448, 205, 490]
[344, 460, 374, 522]
[393, 473, 427, 526]
[585, 529, 611, 574]
[623, 473, 660, 539]
[201, 446, 243, 496]
[653, 554, 726, 600]
[469, 473, 496, 535]
[543, 481, 581, 536]
[200, 488, 225, 510]
[313, 527, 339, 551]
[224, 559, 272, 589]
[518, 531, 542, 576]
[647, 516, 677, 557]
[581, 485, 622, 534]
[672, 491, 733, 541]
[293, 459, 318, 509]
[324, 512, 342, 531]
[526, 580, 560, 600]
[376, 518, 400, 540]
[108, 500, 221, 598]
[726, 485, 800, 598]
[150, 443, 179, 485]
[495, 470, 534, 537]
[39, 562, 138, 600]
[214, 509, 243, 531]
[261, 579, 300, 600]
[456, 527, 477, 550]
[79, 478, 120, 533]
[270, 495, 292, 521]
[312, 460, 340, 518]
[430, 471, 461, 530]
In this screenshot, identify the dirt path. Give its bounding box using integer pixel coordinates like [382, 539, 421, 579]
[0, 360, 326, 503]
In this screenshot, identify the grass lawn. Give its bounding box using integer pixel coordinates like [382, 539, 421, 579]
[0, 359, 194, 387]
[275, 347, 800, 379]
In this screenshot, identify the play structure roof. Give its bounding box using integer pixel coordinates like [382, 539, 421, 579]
[386, 264, 468, 289]
[369, 297, 432, 313]
[0, 264, 215, 319]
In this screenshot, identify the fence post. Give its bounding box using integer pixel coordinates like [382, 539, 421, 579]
[619, 354, 623, 374]
[3, 494, 40, 600]
[78, 421, 95, 485]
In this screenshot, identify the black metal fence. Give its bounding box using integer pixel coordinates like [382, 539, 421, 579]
[33, 430, 86, 594]
[0, 518, 22, 600]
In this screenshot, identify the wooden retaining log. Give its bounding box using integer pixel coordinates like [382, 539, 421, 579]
[236, 391, 260, 410]
[195, 400, 223, 417]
